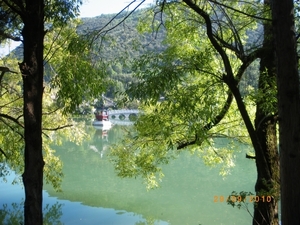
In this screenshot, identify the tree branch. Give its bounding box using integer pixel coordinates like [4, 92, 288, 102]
[177, 91, 233, 149]
[0, 117, 24, 139]
[1, 0, 24, 18]
[0, 147, 8, 158]
[42, 124, 73, 131]
[173, 2, 268, 175]
[0, 66, 18, 85]
[246, 153, 256, 159]
[0, 30, 22, 42]
[42, 107, 61, 115]
[208, 0, 271, 22]
[0, 113, 23, 128]
[91, 0, 147, 43]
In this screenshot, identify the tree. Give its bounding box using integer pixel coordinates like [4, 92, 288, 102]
[272, 0, 300, 224]
[110, 1, 280, 224]
[0, 1, 85, 224]
[20, 2, 46, 223]
[253, 0, 279, 223]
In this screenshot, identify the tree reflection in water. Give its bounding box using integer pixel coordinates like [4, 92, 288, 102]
[0, 202, 63, 225]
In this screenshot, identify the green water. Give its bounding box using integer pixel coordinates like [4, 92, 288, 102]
[1, 122, 257, 225]
[44, 123, 256, 225]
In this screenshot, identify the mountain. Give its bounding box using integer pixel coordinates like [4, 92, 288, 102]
[8, 9, 166, 106]
[78, 10, 166, 102]
[79, 10, 166, 68]
[6, 9, 260, 109]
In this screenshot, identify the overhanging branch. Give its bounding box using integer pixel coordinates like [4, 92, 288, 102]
[177, 91, 233, 149]
[0, 30, 22, 42]
[0, 113, 23, 128]
[42, 124, 73, 131]
[0, 66, 18, 86]
[0, 147, 8, 158]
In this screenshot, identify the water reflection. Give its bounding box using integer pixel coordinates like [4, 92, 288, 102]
[0, 202, 63, 225]
[1, 122, 257, 224]
[43, 123, 256, 225]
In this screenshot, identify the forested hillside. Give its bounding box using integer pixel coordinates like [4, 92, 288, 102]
[10, 9, 259, 107]
[79, 10, 260, 101]
[79, 10, 166, 103]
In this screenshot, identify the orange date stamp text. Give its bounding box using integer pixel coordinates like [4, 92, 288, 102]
[213, 195, 273, 203]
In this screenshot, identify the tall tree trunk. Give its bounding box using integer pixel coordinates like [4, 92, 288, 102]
[253, 9, 279, 224]
[19, 1, 45, 224]
[254, 70, 279, 225]
[253, 115, 279, 225]
[253, 1, 280, 224]
[272, 0, 300, 224]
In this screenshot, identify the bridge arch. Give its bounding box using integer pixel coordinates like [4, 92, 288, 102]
[108, 109, 140, 122]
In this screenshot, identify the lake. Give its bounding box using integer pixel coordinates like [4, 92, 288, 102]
[0, 121, 257, 225]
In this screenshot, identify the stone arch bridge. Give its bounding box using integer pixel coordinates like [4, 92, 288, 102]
[108, 109, 140, 124]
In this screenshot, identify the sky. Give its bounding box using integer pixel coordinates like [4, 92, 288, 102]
[0, 0, 154, 56]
